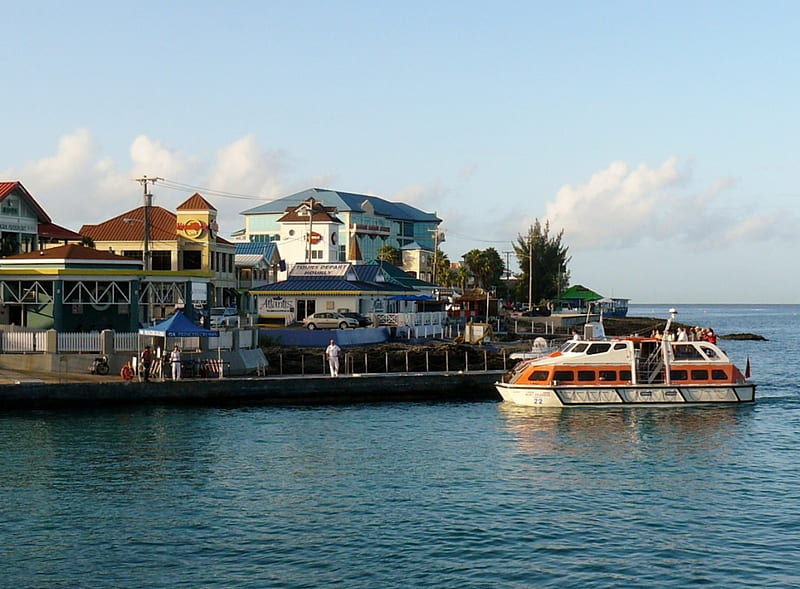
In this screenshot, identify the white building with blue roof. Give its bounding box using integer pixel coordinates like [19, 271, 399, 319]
[238, 188, 442, 281]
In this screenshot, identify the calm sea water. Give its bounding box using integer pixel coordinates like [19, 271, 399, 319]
[2, 304, 799, 588]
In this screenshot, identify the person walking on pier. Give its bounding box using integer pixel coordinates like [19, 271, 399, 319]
[326, 339, 341, 377]
[170, 344, 182, 381]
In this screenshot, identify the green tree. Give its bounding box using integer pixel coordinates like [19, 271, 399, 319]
[454, 265, 470, 291]
[463, 247, 505, 291]
[433, 248, 453, 286]
[377, 243, 401, 265]
[513, 219, 571, 304]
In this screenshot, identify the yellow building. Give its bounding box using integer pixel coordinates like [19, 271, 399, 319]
[80, 193, 237, 321]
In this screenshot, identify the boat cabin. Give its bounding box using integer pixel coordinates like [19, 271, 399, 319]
[508, 338, 746, 387]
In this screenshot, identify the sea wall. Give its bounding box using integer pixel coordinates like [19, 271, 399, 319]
[0, 371, 505, 409]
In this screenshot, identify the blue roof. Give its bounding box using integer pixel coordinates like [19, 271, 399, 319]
[241, 188, 440, 223]
[235, 241, 277, 257]
[251, 275, 414, 294]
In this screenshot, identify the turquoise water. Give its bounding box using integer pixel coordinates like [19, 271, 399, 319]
[2, 305, 799, 588]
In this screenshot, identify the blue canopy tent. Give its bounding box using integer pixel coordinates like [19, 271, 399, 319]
[139, 311, 220, 337]
[137, 312, 221, 380]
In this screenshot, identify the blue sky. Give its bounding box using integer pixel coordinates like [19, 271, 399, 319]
[3, 1, 799, 303]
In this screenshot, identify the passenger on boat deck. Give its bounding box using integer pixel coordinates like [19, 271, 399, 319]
[571, 330, 580, 341]
[677, 327, 688, 342]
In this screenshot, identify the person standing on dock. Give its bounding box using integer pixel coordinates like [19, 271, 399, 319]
[141, 345, 153, 382]
[170, 344, 182, 381]
[326, 339, 341, 377]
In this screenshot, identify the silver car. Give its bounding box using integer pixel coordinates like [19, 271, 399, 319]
[302, 312, 359, 330]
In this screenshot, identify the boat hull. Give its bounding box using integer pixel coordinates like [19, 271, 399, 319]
[495, 382, 756, 407]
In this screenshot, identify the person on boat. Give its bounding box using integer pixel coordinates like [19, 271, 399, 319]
[571, 330, 580, 341]
[677, 327, 688, 342]
[326, 339, 341, 377]
[706, 329, 717, 344]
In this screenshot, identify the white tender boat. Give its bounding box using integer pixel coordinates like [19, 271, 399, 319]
[496, 309, 756, 407]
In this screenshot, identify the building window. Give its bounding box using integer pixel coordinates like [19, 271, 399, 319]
[122, 250, 143, 260]
[311, 249, 323, 260]
[151, 251, 171, 271]
[183, 250, 202, 270]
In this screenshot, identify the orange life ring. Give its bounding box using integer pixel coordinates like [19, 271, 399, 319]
[120, 364, 134, 381]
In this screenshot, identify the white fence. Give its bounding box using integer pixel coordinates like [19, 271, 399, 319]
[1, 328, 253, 354]
[2, 331, 47, 353]
[58, 332, 102, 353]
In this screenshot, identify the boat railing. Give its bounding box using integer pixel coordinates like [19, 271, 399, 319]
[637, 344, 665, 384]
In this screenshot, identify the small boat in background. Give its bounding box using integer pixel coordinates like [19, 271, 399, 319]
[496, 309, 756, 407]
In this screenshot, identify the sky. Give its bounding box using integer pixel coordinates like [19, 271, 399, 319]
[3, 1, 800, 304]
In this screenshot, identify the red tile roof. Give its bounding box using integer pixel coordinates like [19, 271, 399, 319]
[177, 193, 216, 211]
[4, 244, 136, 262]
[38, 222, 83, 241]
[80, 206, 178, 242]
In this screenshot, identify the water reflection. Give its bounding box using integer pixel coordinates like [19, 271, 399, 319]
[497, 401, 744, 460]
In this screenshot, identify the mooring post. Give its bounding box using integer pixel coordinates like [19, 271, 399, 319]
[465, 351, 469, 372]
[365, 353, 368, 374]
[385, 352, 389, 373]
[484, 350, 488, 371]
[405, 351, 409, 372]
[426, 351, 429, 372]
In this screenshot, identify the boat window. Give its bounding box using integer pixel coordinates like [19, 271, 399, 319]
[712, 369, 728, 381]
[529, 370, 550, 382]
[560, 342, 576, 353]
[691, 369, 709, 380]
[599, 370, 616, 381]
[586, 343, 611, 355]
[672, 344, 703, 360]
[571, 343, 588, 354]
[699, 345, 718, 359]
[613, 343, 627, 350]
[670, 369, 688, 381]
[554, 370, 574, 382]
[577, 370, 595, 382]
[620, 370, 632, 381]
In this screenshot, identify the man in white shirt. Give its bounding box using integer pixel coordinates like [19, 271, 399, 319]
[326, 339, 341, 377]
[170, 344, 182, 380]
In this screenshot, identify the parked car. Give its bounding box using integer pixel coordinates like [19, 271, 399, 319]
[210, 307, 238, 328]
[340, 312, 372, 327]
[302, 312, 359, 330]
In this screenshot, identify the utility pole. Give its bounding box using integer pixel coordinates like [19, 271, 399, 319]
[428, 227, 443, 285]
[305, 197, 316, 263]
[502, 250, 513, 280]
[132, 175, 161, 271]
[528, 231, 533, 310]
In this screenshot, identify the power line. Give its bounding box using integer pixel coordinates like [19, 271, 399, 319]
[156, 178, 272, 201]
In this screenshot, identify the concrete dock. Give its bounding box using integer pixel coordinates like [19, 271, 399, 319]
[0, 369, 505, 409]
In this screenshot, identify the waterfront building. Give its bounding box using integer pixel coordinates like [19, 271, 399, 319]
[80, 193, 237, 320]
[237, 188, 441, 280]
[0, 181, 54, 255]
[249, 261, 425, 325]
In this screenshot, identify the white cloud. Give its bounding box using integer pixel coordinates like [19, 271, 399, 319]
[1, 130, 291, 236]
[205, 135, 287, 200]
[542, 157, 793, 251]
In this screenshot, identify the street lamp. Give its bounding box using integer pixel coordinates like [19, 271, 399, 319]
[123, 217, 149, 271]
